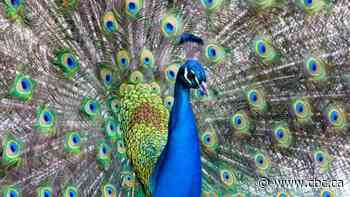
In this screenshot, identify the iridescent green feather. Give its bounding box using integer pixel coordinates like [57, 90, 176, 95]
[80, 97, 101, 120]
[35, 105, 57, 135]
[129, 70, 144, 85]
[304, 56, 327, 81]
[252, 36, 280, 63]
[313, 148, 332, 173]
[200, 0, 224, 13]
[116, 49, 131, 70]
[51, 48, 80, 77]
[36, 185, 53, 197]
[290, 98, 313, 124]
[98, 63, 115, 90]
[119, 83, 169, 195]
[230, 111, 252, 136]
[324, 103, 348, 131]
[107, 96, 121, 116]
[296, 0, 332, 15]
[9, 73, 36, 101]
[163, 63, 180, 84]
[140, 48, 156, 69]
[114, 138, 127, 161]
[103, 117, 121, 143]
[1, 133, 23, 167]
[2, 0, 25, 21]
[96, 141, 112, 170]
[160, 10, 183, 39]
[245, 86, 268, 112]
[203, 43, 226, 65]
[64, 131, 82, 154]
[1, 185, 21, 197]
[272, 122, 293, 148]
[201, 129, 219, 154]
[124, 0, 143, 18]
[101, 183, 117, 197]
[101, 10, 120, 36]
[63, 185, 78, 197]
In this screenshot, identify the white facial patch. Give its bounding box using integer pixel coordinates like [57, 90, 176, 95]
[184, 67, 192, 85]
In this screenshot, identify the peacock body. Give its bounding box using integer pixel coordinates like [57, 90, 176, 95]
[0, 0, 350, 197]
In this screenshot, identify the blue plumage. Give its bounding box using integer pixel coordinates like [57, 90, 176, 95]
[152, 60, 207, 197]
[178, 33, 204, 45]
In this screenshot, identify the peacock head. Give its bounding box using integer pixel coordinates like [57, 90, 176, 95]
[176, 33, 208, 94]
[177, 59, 208, 95]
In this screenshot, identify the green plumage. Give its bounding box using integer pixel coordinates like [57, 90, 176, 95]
[119, 83, 169, 195]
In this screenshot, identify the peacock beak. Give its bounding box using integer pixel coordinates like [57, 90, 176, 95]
[200, 82, 208, 96]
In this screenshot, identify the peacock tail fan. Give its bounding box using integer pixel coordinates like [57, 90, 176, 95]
[0, 0, 350, 196]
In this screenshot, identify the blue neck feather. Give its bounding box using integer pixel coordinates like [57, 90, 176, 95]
[152, 74, 202, 197]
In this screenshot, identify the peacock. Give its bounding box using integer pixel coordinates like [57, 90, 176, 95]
[0, 0, 350, 196]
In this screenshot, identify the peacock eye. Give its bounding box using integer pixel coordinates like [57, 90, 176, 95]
[129, 70, 144, 84]
[200, 0, 224, 12]
[125, 0, 143, 17]
[161, 13, 183, 38]
[38, 187, 53, 197]
[298, 0, 329, 15]
[220, 168, 236, 187]
[10, 73, 36, 101]
[204, 43, 225, 64]
[313, 149, 332, 173]
[324, 104, 347, 130]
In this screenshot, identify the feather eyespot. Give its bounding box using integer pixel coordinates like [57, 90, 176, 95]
[161, 13, 183, 38]
[140, 48, 155, 68]
[129, 71, 144, 84]
[6, 188, 19, 197]
[65, 131, 81, 154]
[64, 186, 78, 197]
[200, 0, 224, 11]
[81, 98, 100, 119]
[220, 169, 236, 187]
[116, 50, 130, 69]
[254, 153, 270, 171]
[231, 111, 251, 135]
[38, 187, 53, 197]
[36, 106, 56, 133]
[324, 104, 347, 130]
[313, 149, 332, 173]
[103, 184, 116, 197]
[10, 73, 36, 101]
[305, 57, 326, 81]
[204, 44, 225, 64]
[291, 99, 312, 123]
[252, 37, 278, 63]
[102, 11, 119, 33]
[164, 64, 180, 83]
[125, 0, 143, 17]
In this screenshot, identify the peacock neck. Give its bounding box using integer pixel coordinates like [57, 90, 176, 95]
[168, 80, 198, 141]
[174, 80, 190, 107]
